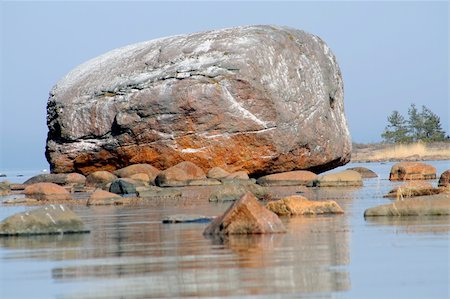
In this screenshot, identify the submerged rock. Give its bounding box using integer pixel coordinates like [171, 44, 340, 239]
[209, 183, 268, 202]
[24, 183, 71, 201]
[308, 170, 362, 187]
[389, 162, 436, 181]
[256, 170, 317, 186]
[162, 215, 215, 224]
[46, 25, 351, 176]
[438, 170, 450, 187]
[204, 192, 286, 235]
[347, 167, 377, 178]
[266, 195, 344, 215]
[0, 205, 89, 236]
[364, 194, 450, 217]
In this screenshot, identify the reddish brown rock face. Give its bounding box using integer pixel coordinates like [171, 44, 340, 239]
[389, 162, 437, 181]
[46, 25, 351, 175]
[204, 192, 286, 235]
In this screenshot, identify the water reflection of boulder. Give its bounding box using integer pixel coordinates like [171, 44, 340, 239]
[365, 216, 450, 234]
[206, 214, 351, 295]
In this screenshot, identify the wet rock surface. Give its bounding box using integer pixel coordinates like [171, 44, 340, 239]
[204, 192, 286, 235]
[46, 25, 351, 176]
[0, 205, 89, 236]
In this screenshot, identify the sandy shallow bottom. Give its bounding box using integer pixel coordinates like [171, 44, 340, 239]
[1, 161, 449, 299]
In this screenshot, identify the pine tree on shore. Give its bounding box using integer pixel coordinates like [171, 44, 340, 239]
[381, 104, 446, 143]
[381, 110, 411, 143]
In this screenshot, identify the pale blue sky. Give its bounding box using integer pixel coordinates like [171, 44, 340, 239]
[0, 1, 448, 171]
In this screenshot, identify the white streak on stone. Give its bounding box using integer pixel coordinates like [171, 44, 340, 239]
[201, 127, 275, 139]
[60, 205, 65, 211]
[195, 39, 213, 53]
[221, 83, 267, 128]
[46, 213, 57, 224]
[181, 148, 205, 153]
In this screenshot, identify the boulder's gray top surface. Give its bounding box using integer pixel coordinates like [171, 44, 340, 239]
[46, 25, 351, 175]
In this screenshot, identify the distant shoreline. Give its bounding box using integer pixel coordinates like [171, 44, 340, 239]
[351, 141, 450, 163]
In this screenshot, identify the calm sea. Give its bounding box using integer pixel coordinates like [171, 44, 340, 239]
[0, 161, 449, 299]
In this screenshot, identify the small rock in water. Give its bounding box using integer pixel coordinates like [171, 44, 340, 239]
[0, 205, 89, 236]
[308, 170, 363, 187]
[256, 170, 317, 186]
[87, 189, 122, 206]
[347, 167, 378, 179]
[109, 178, 137, 195]
[204, 192, 286, 235]
[364, 194, 450, 217]
[209, 183, 268, 202]
[438, 170, 450, 187]
[389, 162, 436, 181]
[162, 215, 215, 224]
[155, 161, 207, 187]
[24, 183, 71, 201]
[266, 195, 344, 215]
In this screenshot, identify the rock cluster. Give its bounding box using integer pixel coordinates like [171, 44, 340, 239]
[45, 25, 351, 176]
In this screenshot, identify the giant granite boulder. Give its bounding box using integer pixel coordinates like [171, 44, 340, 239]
[46, 25, 351, 176]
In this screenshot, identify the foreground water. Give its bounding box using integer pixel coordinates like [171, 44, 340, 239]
[0, 161, 449, 299]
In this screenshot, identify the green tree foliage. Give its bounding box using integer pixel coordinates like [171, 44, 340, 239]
[381, 110, 411, 143]
[420, 106, 446, 142]
[382, 104, 446, 143]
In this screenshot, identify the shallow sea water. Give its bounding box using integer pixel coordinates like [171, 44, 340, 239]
[0, 161, 449, 299]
